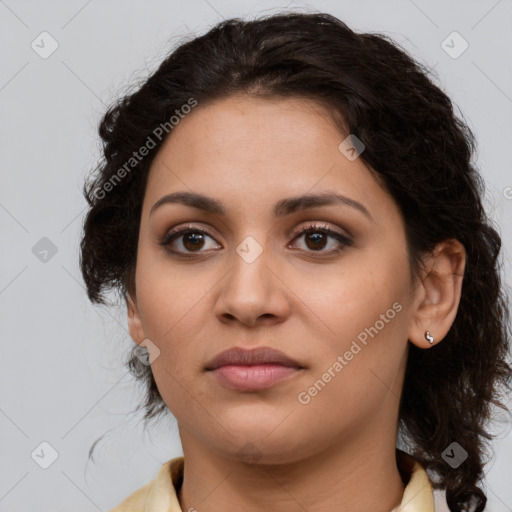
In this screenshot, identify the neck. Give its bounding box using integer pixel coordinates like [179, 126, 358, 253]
[177, 430, 405, 512]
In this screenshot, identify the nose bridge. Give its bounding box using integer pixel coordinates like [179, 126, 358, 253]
[214, 231, 289, 325]
[228, 233, 273, 299]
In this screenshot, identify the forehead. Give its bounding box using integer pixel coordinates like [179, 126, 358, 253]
[164, 94, 345, 161]
[142, 94, 394, 222]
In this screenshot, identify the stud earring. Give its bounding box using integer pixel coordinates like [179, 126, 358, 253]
[425, 330, 434, 345]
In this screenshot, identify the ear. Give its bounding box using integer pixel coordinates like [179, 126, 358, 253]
[408, 239, 466, 349]
[126, 292, 145, 346]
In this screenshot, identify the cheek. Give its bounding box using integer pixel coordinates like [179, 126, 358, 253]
[291, 244, 411, 348]
[135, 244, 211, 338]
[290, 245, 411, 412]
[133, 250, 218, 407]
[293, 292, 409, 442]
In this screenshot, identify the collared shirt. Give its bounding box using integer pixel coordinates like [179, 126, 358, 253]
[109, 450, 437, 512]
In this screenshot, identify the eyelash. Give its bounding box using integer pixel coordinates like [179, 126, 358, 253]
[159, 222, 353, 258]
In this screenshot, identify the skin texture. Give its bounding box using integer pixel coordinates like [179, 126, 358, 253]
[126, 94, 466, 512]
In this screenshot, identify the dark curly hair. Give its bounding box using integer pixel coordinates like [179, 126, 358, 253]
[79, 11, 512, 512]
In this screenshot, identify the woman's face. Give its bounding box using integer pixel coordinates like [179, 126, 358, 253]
[128, 94, 420, 463]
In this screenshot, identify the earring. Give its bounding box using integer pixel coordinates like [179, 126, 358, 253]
[425, 330, 434, 345]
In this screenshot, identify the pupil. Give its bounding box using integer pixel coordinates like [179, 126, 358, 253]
[307, 233, 326, 250]
[184, 233, 204, 251]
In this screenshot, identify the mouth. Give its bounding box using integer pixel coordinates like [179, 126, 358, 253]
[205, 346, 305, 392]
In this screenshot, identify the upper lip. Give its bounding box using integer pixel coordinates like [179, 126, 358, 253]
[205, 346, 303, 370]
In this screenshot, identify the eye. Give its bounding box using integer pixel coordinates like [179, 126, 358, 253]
[159, 224, 220, 256]
[289, 222, 352, 255]
[159, 222, 353, 257]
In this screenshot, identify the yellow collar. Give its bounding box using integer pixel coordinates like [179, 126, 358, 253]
[109, 450, 434, 512]
[393, 449, 435, 511]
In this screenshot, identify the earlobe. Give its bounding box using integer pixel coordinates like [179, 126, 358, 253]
[126, 293, 145, 346]
[408, 239, 466, 349]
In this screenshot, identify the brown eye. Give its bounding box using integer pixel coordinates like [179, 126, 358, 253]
[290, 223, 353, 254]
[181, 232, 206, 251]
[304, 232, 328, 250]
[159, 226, 221, 255]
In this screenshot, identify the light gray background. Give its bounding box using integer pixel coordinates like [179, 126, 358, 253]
[1, 0, 511, 510]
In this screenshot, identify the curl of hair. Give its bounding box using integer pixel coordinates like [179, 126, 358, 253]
[79, 12, 512, 511]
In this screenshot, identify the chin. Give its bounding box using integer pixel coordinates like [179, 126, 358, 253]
[211, 427, 310, 466]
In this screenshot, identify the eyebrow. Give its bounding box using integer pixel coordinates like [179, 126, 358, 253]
[149, 191, 373, 221]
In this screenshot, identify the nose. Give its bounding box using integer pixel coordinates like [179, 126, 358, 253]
[214, 243, 291, 328]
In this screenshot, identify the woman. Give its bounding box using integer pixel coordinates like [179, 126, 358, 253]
[79, 12, 512, 512]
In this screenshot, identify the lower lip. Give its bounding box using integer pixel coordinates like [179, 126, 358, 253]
[209, 364, 302, 391]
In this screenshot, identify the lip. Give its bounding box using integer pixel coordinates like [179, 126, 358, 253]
[205, 346, 302, 370]
[205, 346, 304, 392]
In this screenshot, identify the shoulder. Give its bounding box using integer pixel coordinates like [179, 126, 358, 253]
[107, 457, 184, 512]
[108, 480, 153, 512]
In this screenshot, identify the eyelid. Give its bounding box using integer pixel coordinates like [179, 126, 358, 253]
[290, 221, 351, 242]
